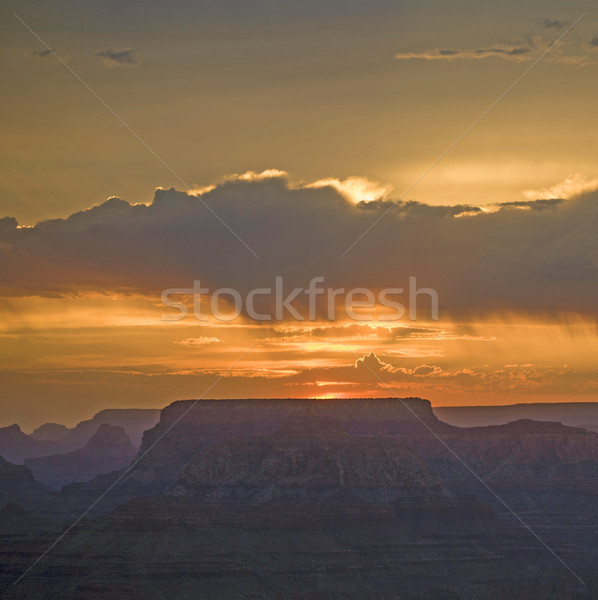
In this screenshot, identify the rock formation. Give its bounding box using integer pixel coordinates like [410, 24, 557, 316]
[0, 424, 59, 465]
[24, 425, 138, 490]
[0, 408, 160, 464]
[0, 455, 54, 509]
[30, 423, 70, 442]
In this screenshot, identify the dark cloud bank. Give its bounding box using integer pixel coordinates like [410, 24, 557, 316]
[1, 174, 597, 314]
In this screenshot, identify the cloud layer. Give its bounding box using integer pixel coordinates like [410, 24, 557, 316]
[1, 172, 597, 315]
[394, 43, 533, 62]
[394, 27, 597, 67]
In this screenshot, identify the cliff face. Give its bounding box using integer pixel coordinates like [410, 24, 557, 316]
[0, 455, 53, 509]
[174, 418, 442, 505]
[410, 416, 597, 455]
[398, 419, 598, 520]
[24, 425, 138, 490]
[133, 397, 443, 485]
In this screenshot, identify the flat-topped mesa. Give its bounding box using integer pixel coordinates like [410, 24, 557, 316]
[133, 398, 442, 483]
[148, 397, 437, 440]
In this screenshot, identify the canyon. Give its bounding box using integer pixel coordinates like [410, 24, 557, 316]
[1, 398, 597, 599]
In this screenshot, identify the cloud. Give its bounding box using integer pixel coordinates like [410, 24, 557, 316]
[355, 352, 442, 378]
[411, 364, 443, 376]
[306, 176, 392, 204]
[355, 351, 392, 372]
[498, 199, 564, 211]
[395, 35, 594, 67]
[349, 352, 598, 394]
[590, 36, 598, 48]
[0, 171, 597, 315]
[175, 337, 221, 346]
[232, 169, 288, 182]
[548, 54, 595, 68]
[394, 42, 533, 62]
[33, 48, 53, 58]
[536, 18, 568, 29]
[97, 48, 140, 67]
[189, 170, 287, 196]
[524, 174, 598, 200]
[30, 48, 64, 63]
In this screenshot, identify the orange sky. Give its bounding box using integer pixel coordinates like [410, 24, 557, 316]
[1, 288, 597, 430]
[1, 1, 598, 430]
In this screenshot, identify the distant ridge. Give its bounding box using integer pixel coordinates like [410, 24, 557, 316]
[434, 402, 598, 431]
[0, 408, 160, 464]
[25, 424, 138, 489]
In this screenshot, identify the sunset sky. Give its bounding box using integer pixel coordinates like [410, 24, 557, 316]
[1, 0, 598, 430]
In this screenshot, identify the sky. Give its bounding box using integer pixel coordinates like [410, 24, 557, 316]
[1, 0, 598, 430]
